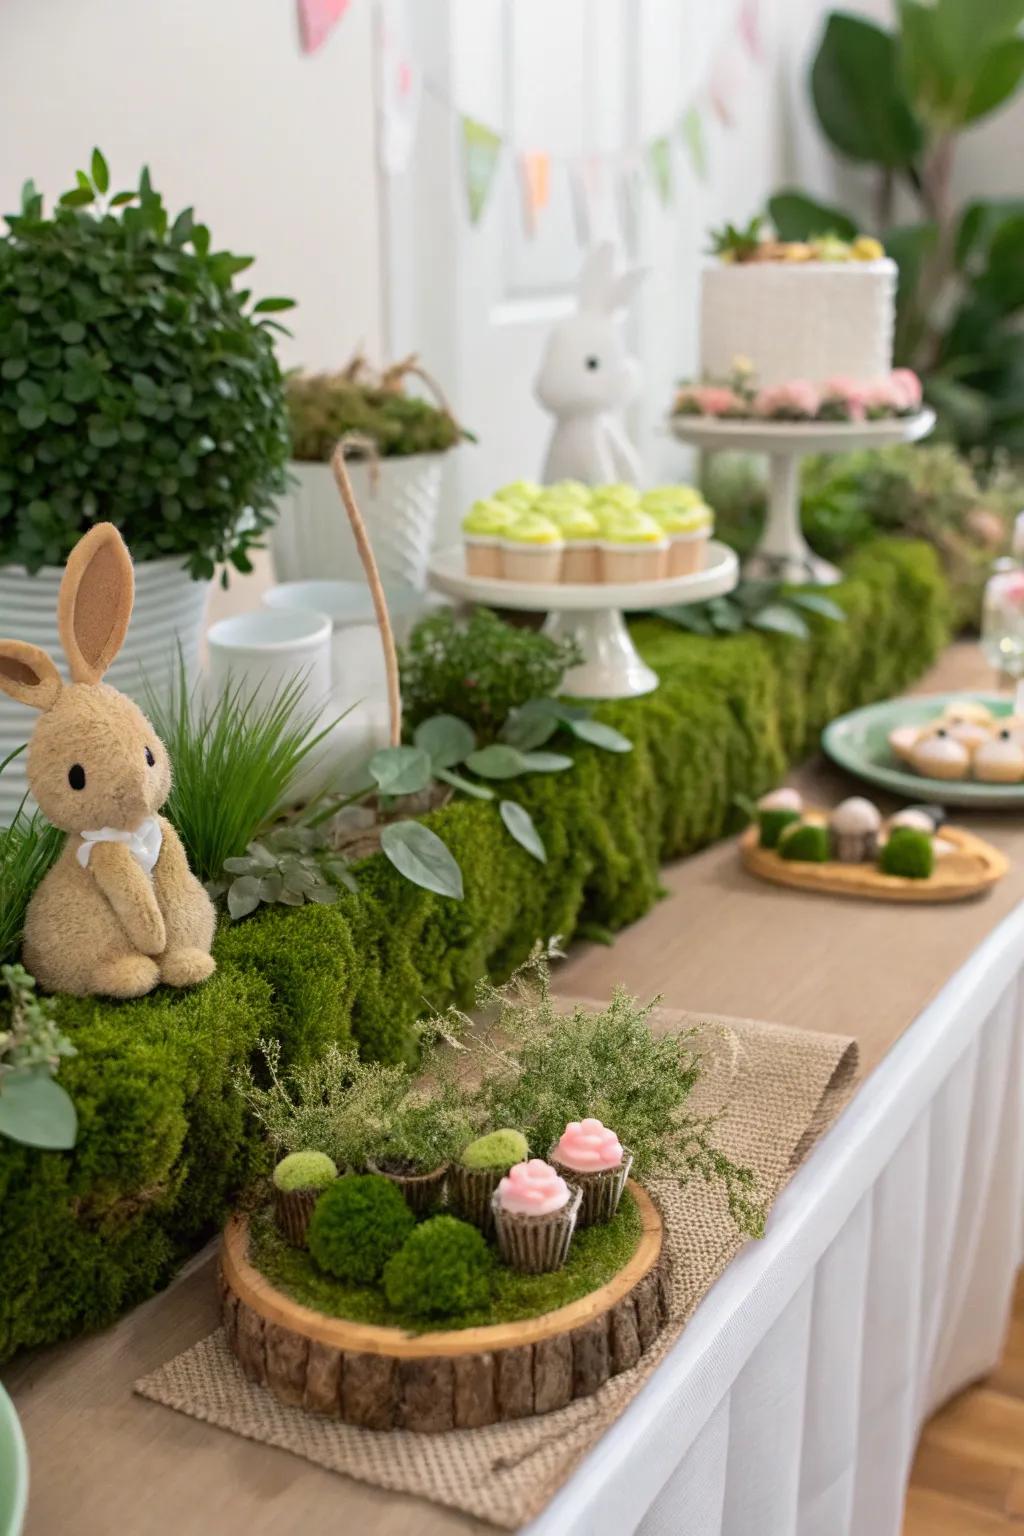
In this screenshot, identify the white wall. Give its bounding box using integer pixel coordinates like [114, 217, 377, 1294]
[0, 0, 382, 371]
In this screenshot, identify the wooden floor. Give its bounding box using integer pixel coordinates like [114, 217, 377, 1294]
[904, 1272, 1024, 1533]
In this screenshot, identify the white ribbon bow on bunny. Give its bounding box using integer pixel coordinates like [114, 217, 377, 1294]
[76, 817, 163, 878]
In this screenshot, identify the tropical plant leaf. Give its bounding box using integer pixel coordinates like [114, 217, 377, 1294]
[413, 714, 476, 769]
[368, 745, 433, 796]
[811, 13, 923, 165]
[499, 800, 547, 863]
[379, 821, 464, 900]
[748, 604, 810, 640]
[768, 190, 858, 241]
[0, 1070, 77, 1150]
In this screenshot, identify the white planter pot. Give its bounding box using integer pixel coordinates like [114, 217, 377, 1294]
[0, 557, 210, 825]
[270, 455, 444, 592]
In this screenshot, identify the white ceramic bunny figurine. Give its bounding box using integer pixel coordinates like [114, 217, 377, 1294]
[534, 242, 647, 486]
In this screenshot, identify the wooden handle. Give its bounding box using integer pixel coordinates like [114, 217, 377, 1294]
[330, 443, 401, 748]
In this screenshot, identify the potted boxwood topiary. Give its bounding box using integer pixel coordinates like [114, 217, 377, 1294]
[272, 351, 469, 593]
[0, 151, 292, 820]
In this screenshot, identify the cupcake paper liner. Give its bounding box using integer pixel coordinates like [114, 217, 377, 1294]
[272, 1186, 321, 1247]
[491, 1183, 582, 1274]
[366, 1160, 449, 1217]
[448, 1163, 505, 1235]
[549, 1147, 634, 1227]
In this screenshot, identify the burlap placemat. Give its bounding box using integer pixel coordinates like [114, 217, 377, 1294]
[135, 1008, 857, 1530]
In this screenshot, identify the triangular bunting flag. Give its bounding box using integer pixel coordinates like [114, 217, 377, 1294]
[297, 0, 350, 54]
[681, 105, 707, 181]
[648, 137, 672, 206]
[461, 116, 502, 225]
[519, 152, 551, 238]
[739, 0, 764, 63]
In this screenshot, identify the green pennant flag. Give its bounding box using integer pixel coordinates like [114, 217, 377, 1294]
[648, 136, 672, 205]
[462, 116, 502, 225]
[681, 106, 707, 183]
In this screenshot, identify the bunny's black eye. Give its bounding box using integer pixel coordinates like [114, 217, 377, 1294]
[585, 355, 600, 370]
[145, 746, 155, 767]
[68, 764, 86, 791]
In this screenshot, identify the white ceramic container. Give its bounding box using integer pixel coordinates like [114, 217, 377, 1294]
[0, 557, 210, 825]
[206, 609, 334, 713]
[269, 456, 444, 593]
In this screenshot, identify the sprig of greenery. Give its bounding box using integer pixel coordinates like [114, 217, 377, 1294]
[211, 824, 357, 921]
[0, 964, 77, 1150]
[0, 152, 292, 579]
[707, 215, 766, 261]
[145, 653, 343, 885]
[286, 353, 467, 463]
[656, 581, 846, 641]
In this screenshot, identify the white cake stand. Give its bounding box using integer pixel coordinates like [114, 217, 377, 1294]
[427, 541, 739, 699]
[671, 409, 936, 585]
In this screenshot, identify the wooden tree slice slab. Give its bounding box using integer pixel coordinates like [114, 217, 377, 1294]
[219, 1182, 667, 1433]
[740, 819, 1008, 904]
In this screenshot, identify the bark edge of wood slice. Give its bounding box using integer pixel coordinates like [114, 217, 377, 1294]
[219, 1180, 667, 1432]
[740, 819, 1008, 903]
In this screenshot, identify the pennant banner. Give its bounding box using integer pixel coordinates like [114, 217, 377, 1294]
[647, 137, 673, 206]
[462, 117, 503, 225]
[297, 0, 350, 54]
[681, 105, 707, 183]
[519, 152, 551, 238]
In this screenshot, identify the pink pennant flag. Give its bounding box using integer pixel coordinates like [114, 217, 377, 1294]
[298, 0, 351, 55]
[519, 152, 551, 239]
[739, 0, 764, 63]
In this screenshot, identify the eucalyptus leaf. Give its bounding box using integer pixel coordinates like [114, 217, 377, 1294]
[748, 604, 810, 640]
[501, 702, 561, 751]
[368, 745, 433, 796]
[499, 800, 547, 863]
[413, 714, 476, 769]
[519, 751, 574, 773]
[787, 591, 846, 622]
[566, 717, 633, 753]
[435, 766, 495, 800]
[0, 1070, 77, 1150]
[227, 875, 261, 919]
[258, 873, 283, 903]
[465, 744, 531, 779]
[380, 821, 464, 900]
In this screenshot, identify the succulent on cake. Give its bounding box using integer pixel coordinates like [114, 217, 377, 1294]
[707, 215, 768, 263]
[706, 217, 886, 266]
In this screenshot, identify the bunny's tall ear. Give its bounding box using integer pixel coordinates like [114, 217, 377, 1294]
[0, 641, 63, 711]
[607, 266, 648, 313]
[577, 242, 617, 312]
[57, 522, 135, 685]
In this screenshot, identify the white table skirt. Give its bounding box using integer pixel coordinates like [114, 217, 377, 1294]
[530, 901, 1024, 1536]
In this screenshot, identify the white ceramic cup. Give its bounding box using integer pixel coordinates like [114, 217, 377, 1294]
[206, 608, 333, 711]
[262, 580, 429, 701]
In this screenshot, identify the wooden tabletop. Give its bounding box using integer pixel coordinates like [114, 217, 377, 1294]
[6, 640, 1024, 1536]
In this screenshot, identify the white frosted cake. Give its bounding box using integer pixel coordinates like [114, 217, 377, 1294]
[700, 256, 897, 388]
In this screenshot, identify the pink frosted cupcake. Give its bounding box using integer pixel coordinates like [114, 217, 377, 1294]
[550, 1118, 633, 1227]
[491, 1159, 581, 1273]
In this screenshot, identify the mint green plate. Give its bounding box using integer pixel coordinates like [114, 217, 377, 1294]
[822, 692, 1024, 809]
[0, 1383, 27, 1536]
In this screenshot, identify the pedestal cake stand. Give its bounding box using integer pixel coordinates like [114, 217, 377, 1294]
[670, 409, 935, 585]
[427, 540, 739, 699]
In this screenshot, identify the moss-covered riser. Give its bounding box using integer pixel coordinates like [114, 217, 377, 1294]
[0, 540, 948, 1359]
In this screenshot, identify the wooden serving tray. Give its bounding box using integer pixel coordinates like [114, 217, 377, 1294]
[740, 819, 1008, 904]
[219, 1182, 667, 1433]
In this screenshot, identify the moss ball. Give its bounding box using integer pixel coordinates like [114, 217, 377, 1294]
[272, 1150, 338, 1193]
[461, 1129, 529, 1171]
[879, 826, 934, 879]
[758, 808, 801, 849]
[307, 1174, 415, 1283]
[382, 1215, 493, 1318]
[778, 822, 830, 862]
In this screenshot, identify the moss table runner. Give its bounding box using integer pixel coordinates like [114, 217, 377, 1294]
[135, 1007, 856, 1531]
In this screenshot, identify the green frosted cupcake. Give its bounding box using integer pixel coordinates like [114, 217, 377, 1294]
[493, 479, 541, 509]
[463, 498, 517, 578]
[501, 512, 564, 583]
[542, 503, 602, 583]
[643, 498, 713, 576]
[599, 509, 668, 583]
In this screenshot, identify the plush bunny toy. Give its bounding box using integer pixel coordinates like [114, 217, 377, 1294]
[0, 522, 216, 999]
[534, 241, 647, 486]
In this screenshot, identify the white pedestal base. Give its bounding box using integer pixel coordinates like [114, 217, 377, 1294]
[543, 609, 659, 698]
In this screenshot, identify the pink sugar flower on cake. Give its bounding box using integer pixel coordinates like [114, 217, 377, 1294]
[552, 1118, 624, 1172]
[496, 1159, 570, 1216]
[819, 376, 868, 422]
[862, 377, 903, 418]
[676, 384, 745, 418]
[889, 368, 923, 414]
[753, 380, 820, 421]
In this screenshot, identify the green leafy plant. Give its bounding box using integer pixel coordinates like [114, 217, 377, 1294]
[0, 750, 63, 965]
[399, 608, 580, 737]
[369, 1080, 476, 1174]
[307, 1173, 414, 1283]
[768, 4, 1024, 455]
[213, 824, 357, 921]
[0, 963, 77, 1149]
[708, 214, 767, 261]
[428, 943, 765, 1236]
[0, 151, 292, 578]
[703, 443, 1019, 632]
[273, 1149, 338, 1192]
[382, 1216, 493, 1318]
[145, 656, 341, 886]
[657, 581, 846, 642]
[287, 352, 468, 463]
